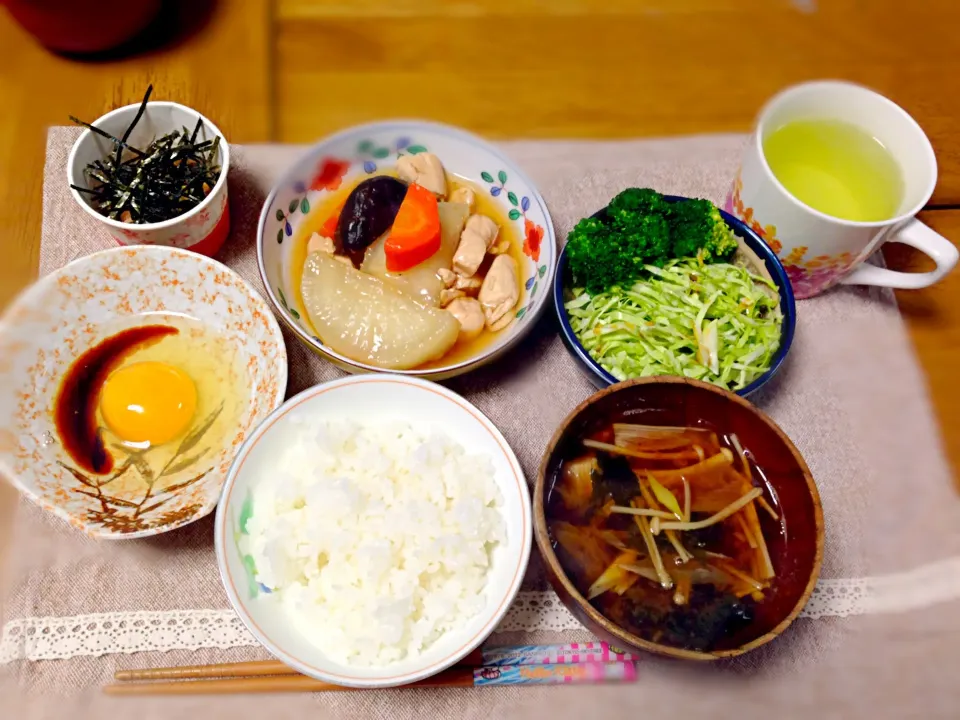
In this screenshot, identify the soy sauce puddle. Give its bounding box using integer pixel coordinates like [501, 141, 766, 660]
[54, 325, 177, 474]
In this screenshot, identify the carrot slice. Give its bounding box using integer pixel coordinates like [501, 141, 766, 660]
[384, 184, 441, 272]
[319, 200, 345, 238]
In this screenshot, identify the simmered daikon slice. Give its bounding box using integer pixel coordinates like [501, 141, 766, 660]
[302, 252, 459, 370]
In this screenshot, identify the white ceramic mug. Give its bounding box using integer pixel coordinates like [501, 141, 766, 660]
[67, 102, 231, 258]
[725, 80, 958, 299]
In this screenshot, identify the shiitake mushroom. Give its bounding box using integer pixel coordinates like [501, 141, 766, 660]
[336, 176, 408, 266]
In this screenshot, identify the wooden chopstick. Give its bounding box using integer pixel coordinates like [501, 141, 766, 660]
[115, 650, 486, 682]
[115, 659, 297, 681]
[113, 643, 646, 685]
[105, 661, 639, 695]
[105, 668, 476, 695]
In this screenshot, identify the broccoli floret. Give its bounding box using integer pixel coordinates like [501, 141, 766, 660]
[565, 217, 610, 290]
[614, 212, 671, 265]
[668, 198, 738, 262]
[566, 211, 670, 294]
[566, 189, 672, 293]
[607, 187, 669, 220]
[566, 189, 737, 294]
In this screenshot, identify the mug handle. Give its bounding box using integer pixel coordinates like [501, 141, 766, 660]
[840, 219, 959, 289]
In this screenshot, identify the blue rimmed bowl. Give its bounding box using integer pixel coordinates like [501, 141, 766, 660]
[256, 120, 557, 380]
[553, 195, 796, 396]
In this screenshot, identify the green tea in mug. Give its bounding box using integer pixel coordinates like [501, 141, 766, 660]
[762, 119, 903, 222]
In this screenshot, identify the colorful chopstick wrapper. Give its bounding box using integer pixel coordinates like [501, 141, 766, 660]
[472, 661, 638, 686]
[477, 641, 640, 666]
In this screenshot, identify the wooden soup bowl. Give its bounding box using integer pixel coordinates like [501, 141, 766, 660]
[534, 376, 824, 660]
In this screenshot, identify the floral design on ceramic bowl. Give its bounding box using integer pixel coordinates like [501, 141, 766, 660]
[778, 247, 859, 299]
[0, 246, 287, 538]
[257, 120, 557, 380]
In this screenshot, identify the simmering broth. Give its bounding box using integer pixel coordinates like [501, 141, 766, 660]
[289, 172, 525, 369]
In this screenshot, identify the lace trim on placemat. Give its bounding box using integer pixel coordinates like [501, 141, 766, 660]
[6, 559, 960, 663]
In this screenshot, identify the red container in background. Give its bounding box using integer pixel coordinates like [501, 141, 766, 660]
[3, 0, 161, 54]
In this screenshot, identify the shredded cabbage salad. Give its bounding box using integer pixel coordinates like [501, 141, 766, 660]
[564, 257, 783, 391]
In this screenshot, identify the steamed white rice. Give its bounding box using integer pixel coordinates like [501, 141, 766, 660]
[242, 418, 506, 666]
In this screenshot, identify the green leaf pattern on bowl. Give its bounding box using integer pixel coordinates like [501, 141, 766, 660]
[234, 488, 262, 599]
[479, 169, 545, 320]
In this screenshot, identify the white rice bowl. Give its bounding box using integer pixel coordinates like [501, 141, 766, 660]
[215, 374, 532, 688]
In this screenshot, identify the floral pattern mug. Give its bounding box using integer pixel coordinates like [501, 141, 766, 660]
[726, 81, 958, 299]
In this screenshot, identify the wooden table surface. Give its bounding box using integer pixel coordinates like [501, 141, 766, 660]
[1, 0, 959, 540]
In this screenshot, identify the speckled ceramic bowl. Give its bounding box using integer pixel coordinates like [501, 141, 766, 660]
[0, 246, 288, 539]
[256, 120, 557, 380]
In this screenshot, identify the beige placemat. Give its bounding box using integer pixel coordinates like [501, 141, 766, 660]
[4, 127, 960, 718]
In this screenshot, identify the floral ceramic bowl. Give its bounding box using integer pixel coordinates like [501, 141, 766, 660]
[0, 246, 287, 539]
[256, 120, 556, 380]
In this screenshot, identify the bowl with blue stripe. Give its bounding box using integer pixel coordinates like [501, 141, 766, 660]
[553, 194, 796, 396]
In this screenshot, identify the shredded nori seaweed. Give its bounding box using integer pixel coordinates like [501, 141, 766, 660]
[70, 85, 222, 224]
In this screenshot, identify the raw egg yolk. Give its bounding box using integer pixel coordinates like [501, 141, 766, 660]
[100, 361, 198, 446]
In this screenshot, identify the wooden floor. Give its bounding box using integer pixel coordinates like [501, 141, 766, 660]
[1, 0, 959, 541]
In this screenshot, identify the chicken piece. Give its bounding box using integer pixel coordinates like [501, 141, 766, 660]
[454, 274, 483, 294]
[437, 268, 457, 288]
[465, 214, 499, 248]
[307, 232, 335, 255]
[452, 232, 486, 278]
[453, 214, 499, 277]
[439, 288, 465, 307]
[449, 186, 476, 213]
[445, 297, 485, 342]
[478, 255, 520, 331]
[396, 152, 447, 197]
[489, 238, 511, 255]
